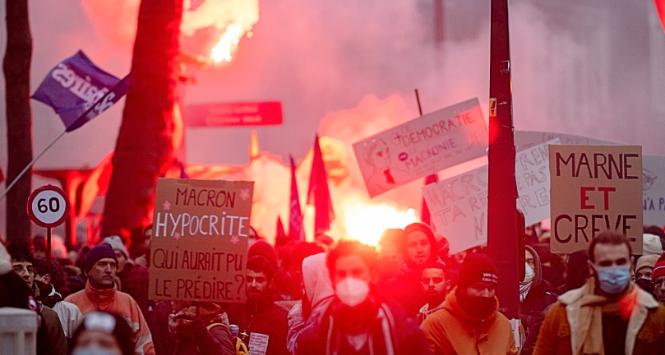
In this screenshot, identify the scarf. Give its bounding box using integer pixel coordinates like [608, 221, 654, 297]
[84, 280, 117, 310]
[567, 280, 636, 355]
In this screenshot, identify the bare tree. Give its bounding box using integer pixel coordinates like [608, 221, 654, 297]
[4, 0, 33, 243]
[101, 0, 184, 238]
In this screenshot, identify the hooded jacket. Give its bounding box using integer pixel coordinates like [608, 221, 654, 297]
[65, 280, 155, 355]
[533, 280, 665, 355]
[420, 287, 516, 355]
[287, 253, 334, 353]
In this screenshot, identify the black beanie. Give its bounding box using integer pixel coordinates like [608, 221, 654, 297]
[85, 244, 117, 273]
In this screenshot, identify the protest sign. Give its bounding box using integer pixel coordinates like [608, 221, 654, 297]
[515, 130, 614, 150]
[185, 101, 282, 127]
[643, 155, 665, 226]
[353, 98, 487, 197]
[423, 140, 556, 253]
[423, 165, 487, 254]
[549, 145, 643, 254]
[149, 178, 254, 303]
[516, 139, 559, 225]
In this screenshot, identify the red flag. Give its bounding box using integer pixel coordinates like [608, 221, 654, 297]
[0, 166, 4, 184]
[289, 156, 305, 241]
[421, 174, 439, 226]
[307, 135, 335, 236]
[656, 0, 665, 33]
[275, 216, 287, 246]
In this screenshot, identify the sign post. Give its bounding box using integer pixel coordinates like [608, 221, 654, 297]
[26, 185, 69, 260]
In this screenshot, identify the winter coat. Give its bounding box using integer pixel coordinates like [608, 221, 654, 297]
[420, 288, 517, 355]
[65, 280, 155, 355]
[170, 319, 236, 355]
[118, 261, 150, 316]
[533, 280, 665, 355]
[38, 305, 68, 355]
[228, 297, 289, 355]
[295, 297, 432, 355]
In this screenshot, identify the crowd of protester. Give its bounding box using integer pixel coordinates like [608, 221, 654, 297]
[2, 221, 665, 354]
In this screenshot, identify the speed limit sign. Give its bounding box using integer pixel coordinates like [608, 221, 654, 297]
[27, 185, 69, 228]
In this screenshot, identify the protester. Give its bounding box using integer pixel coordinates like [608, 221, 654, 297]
[642, 233, 663, 256]
[167, 301, 236, 355]
[421, 253, 516, 355]
[104, 235, 150, 315]
[534, 231, 665, 354]
[71, 311, 134, 355]
[652, 257, 665, 304]
[8, 241, 68, 355]
[134, 224, 152, 268]
[286, 252, 334, 353]
[386, 222, 439, 317]
[644, 225, 665, 249]
[65, 243, 155, 355]
[295, 241, 431, 355]
[635, 254, 659, 295]
[519, 245, 557, 355]
[377, 228, 404, 284]
[33, 258, 83, 339]
[228, 254, 289, 355]
[417, 261, 448, 323]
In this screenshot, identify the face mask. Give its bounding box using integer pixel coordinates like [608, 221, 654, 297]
[594, 265, 631, 295]
[72, 345, 119, 355]
[457, 291, 496, 319]
[335, 277, 370, 307]
[519, 263, 535, 302]
[636, 278, 654, 294]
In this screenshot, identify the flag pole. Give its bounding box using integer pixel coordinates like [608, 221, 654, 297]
[414, 88, 424, 116]
[0, 129, 67, 200]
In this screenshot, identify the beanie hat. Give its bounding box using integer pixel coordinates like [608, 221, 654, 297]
[103, 236, 129, 259]
[85, 244, 117, 273]
[248, 240, 278, 268]
[635, 254, 659, 273]
[652, 256, 665, 281]
[642, 233, 663, 256]
[458, 253, 498, 288]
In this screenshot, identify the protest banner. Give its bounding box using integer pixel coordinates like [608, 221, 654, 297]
[515, 130, 614, 150]
[549, 145, 643, 254]
[423, 140, 556, 253]
[185, 101, 283, 127]
[149, 178, 254, 303]
[643, 155, 665, 226]
[353, 98, 487, 197]
[423, 165, 487, 254]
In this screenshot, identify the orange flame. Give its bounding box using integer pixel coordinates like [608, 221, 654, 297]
[343, 201, 417, 246]
[210, 23, 245, 63]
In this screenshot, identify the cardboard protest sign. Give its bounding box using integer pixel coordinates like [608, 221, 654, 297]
[516, 139, 559, 225]
[423, 141, 557, 253]
[549, 145, 643, 254]
[643, 155, 665, 226]
[423, 165, 487, 254]
[149, 178, 254, 303]
[353, 98, 487, 197]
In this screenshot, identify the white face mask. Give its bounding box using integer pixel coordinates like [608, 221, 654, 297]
[523, 263, 535, 283]
[335, 277, 370, 307]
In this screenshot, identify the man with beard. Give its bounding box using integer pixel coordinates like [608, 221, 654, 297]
[417, 261, 448, 323]
[295, 241, 431, 355]
[534, 232, 665, 355]
[420, 253, 516, 355]
[65, 243, 155, 355]
[229, 255, 289, 355]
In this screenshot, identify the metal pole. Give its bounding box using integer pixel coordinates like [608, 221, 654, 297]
[488, 0, 519, 318]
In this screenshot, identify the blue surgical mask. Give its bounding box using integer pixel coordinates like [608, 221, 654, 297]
[595, 265, 631, 295]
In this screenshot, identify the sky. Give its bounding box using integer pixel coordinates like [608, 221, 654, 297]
[1, 0, 664, 238]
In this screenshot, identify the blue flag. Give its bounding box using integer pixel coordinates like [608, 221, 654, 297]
[32, 50, 131, 132]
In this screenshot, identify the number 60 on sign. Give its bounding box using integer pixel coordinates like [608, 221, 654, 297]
[27, 185, 68, 228]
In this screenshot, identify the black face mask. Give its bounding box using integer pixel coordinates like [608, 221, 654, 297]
[457, 291, 496, 319]
[636, 278, 654, 294]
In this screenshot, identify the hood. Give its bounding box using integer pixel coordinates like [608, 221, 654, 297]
[302, 253, 333, 307]
[525, 245, 543, 287]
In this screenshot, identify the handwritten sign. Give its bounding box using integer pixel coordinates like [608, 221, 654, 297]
[643, 155, 665, 226]
[149, 178, 254, 303]
[515, 130, 614, 150]
[248, 332, 269, 355]
[549, 145, 643, 254]
[423, 141, 556, 253]
[353, 98, 487, 197]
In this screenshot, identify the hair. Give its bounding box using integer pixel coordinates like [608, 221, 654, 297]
[379, 229, 404, 248]
[33, 258, 67, 294]
[246, 256, 276, 281]
[401, 222, 437, 263]
[71, 312, 134, 355]
[7, 241, 34, 264]
[326, 241, 378, 277]
[588, 231, 632, 262]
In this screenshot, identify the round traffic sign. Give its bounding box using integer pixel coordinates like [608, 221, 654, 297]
[27, 185, 68, 228]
